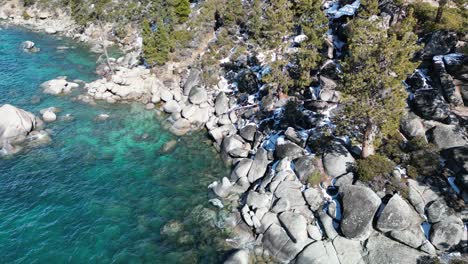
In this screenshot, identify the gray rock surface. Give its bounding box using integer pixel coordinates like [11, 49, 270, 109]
[294, 241, 340, 264]
[275, 140, 305, 160]
[189, 86, 208, 105]
[332, 236, 365, 264]
[303, 188, 323, 211]
[215, 92, 229, 115]
[426, 199, 449, 223]
[224, 249, 249, 264]
[323, 142, 355, 177]
[429, 124, 466, 150]
[163, 100, 181, 113]
[247, 148, 269, 183]
[183, 69, 201, 95]
[0, 104, 37, 145]
[377, 194, 419, 232]
[239, 124, 257, 142]
[413, 89, 450, 122]
[340, 185, 381, 240]
[430, 215, 464, 250]
[400, 112, 426, 139]
[294, 156, 317, 182]
[41, 78, 79, 95]
[365, 233, 427, 264]
[278, 211, 308, 243]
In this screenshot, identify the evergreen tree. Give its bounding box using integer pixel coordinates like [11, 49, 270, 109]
[248, 0, 263, 39]
[173, 0, 191, 23]
[337, 16, 419, 157]
[142, 19, 171, 65]
[223, 0, 245, 26]
[262, 0, 294, 93]
[293, 0, 328, 89]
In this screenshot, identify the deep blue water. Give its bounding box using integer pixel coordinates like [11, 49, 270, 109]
[0, 26, 229, 263]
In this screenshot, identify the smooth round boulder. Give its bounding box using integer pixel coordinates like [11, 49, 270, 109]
[42, 109, 57, 122]
[376, 194, 419, 232]
[215, 92, 229, 115]
[430, 215, 464, 251]
[323, 142, 355, 178]
[278, 211, 308, 243]
[0, 104, 37, 144]
[275, 139, 305, 160]
[340, 185, 381, 240]
[163, 100, 181, 113]
[188, 86, 207, 105]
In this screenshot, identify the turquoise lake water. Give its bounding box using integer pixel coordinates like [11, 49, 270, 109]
[0, 26, 229, 263]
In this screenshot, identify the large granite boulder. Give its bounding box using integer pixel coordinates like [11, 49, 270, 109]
[239, 124, 257, 142]
[274, 180, 306, 207]
[183, 69, 201, 95]
[224, 249, 249, 264]
[278, 211, 308, 243]
[294, 241, 340, 264]
[365, 233, 427, 264]
[263, 224, 312, 263]
[340, 185, 381, 240]
[332, 236, 365, 264]
[376, 194, 419, 232]
[275, 140, 305, 160]
[400, 112, 426, 139]
[303, 187, 323, 211]
[421, 31, 458, 59]
[428, 124, 466, 150]
[322, 142, 355, 178]
[430, 215, 464, 251]
[189, 86, 208, 105]
[426, 199, 450, 223]
[247, 148, 269, 182]
[215, 92, 229, 115]
[294, 156, 317, 183]
[41, 78, 79, 95]
[412, 89, 450, 122]
[0, 104, 37, 145]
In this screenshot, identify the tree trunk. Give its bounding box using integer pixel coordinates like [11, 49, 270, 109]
[435, 0, 448, 23]
[361, 122, 376, 158]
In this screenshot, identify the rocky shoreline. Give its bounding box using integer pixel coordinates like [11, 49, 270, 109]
[1, 0, 467, 263]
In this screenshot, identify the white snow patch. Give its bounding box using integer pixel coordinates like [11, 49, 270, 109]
[294, 34, 308, 44]
[327, 0, 360, 18]
[447, 177, 461, 194]
[421, 221, 432, 239]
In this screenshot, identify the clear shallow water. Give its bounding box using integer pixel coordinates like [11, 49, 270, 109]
[0, 26, 229, 263]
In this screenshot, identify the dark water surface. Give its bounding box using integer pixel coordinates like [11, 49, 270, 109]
[0, 26, 228, 263]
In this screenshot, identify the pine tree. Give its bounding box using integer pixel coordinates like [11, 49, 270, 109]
[262, 0, 293, 49]
[262, 0, 294, 93]
[337, 16, 420, 157]
[248, 0, 263, 39]
[223, 0, 245, 26]
[142, 18, 171, 65]
[173, 0, 191, 23]
[293, 0, 328, 89]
